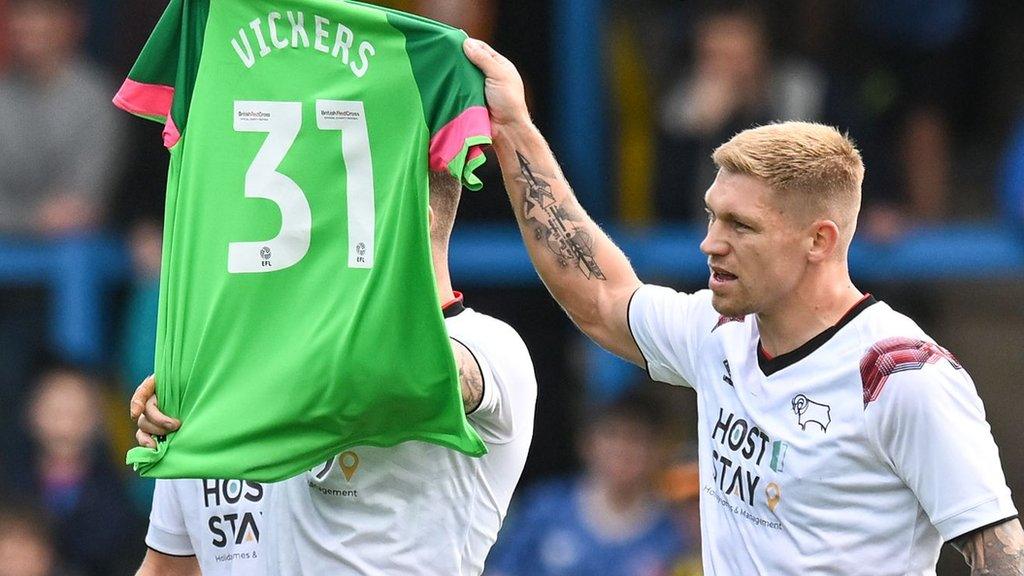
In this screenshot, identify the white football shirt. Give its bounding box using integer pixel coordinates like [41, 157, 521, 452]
[145, 478, 267, 576]
[629, 286, 1017, 576]
[263, 301, 537, 575]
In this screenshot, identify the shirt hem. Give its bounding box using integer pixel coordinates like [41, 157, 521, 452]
[933, 495, 1019, 542]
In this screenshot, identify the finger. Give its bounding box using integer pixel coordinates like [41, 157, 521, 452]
[463, 38, 503, 71]
[137, 414, 168, 436]
[467, 38, 500, 59]
[129, 374, 156, 420]
[144, 395, 180, 431]
[136, 428, 157, 450]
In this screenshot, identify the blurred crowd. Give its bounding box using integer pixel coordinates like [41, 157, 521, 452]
[611, 0, 1024, 235]
[1, 0, 1022, 575]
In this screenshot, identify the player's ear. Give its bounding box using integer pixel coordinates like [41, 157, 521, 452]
[808, 219, 840, 263]
[428, 206, 437, 233]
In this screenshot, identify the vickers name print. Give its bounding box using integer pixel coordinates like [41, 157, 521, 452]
[230, 11, 376, 77]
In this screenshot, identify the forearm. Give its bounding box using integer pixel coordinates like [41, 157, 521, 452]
[952, 518, 1024, 575]
[491, 121, 641, 334]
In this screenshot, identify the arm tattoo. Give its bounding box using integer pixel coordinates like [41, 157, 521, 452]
[952, 519, 1024, 575]
[515, 151, 606, 281]
[452, 339, 484, 414]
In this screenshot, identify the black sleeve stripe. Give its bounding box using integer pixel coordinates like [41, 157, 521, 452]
[626, 285, 655, 381]
[450, 336, 486, 416]
[146, 545, 197, 558]
[945, 514, 1019, 544]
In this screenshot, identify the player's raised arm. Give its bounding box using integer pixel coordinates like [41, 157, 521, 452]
[463, 39, 644, 365]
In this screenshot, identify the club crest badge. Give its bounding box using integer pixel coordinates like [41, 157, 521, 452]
[791, 394, 831, 433]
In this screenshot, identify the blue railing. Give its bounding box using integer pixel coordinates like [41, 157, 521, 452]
[0, 235, 130, 365]
[2, 223, 1023, 365]
[450, 222, 1024, 284]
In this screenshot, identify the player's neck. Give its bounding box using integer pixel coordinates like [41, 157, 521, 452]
[432, 247, 456, 305]
[756, 271, 864, 358]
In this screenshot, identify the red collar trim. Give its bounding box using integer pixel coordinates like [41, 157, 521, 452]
[838, 293, 873, 325]
[760, 293, 872, 359]
[442, 291, 465, 318]
[757, 293, 877, 376]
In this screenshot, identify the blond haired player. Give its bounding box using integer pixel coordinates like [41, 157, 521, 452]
[463, 38, 1022, 575]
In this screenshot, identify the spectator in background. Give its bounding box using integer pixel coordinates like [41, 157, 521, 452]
[0, 504, 81, 576]
[0, 0, 9, 70]
[0, 0, 126, 472]
[1, 368, 136, 576]
[117, 221, 163, 513]
[0, 0, 123, 236]
[661, 444, 702, 576]
[656, 4, 826, 220]
[0, 504, 75, 576]
[487, 393, 692, 576]
[841, 0, 973, 239]
[119, 221, 162, 396]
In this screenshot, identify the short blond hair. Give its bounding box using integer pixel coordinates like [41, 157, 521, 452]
[713, 122, 864, 244]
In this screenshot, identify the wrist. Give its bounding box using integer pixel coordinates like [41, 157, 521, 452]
[492, 115, 535, 145]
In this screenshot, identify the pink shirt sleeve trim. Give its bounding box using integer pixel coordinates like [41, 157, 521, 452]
[163, 116, 182, 149]
[113, 78, 174, 120]
[428, 106, 491, 171]
[113, 79, 181, 149]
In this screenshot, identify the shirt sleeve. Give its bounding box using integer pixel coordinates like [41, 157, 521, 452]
[864, 348, 1017, 542]
[145, 480, 196, 557]
[627, 285, 719, 389]
[112, 0, 180, 122]
[385, 15, 492, 190]
[112, 0, 201, 149]
[462, 319, 537, 445]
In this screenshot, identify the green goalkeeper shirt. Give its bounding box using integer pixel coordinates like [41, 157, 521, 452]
[115, 0, 490, 481]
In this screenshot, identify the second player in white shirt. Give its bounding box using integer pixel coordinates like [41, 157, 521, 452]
[264, 300, 536, 575]
[139, 297, 536, 576]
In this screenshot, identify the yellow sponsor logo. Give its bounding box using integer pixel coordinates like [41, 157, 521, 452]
[765, 482, 781, 512]
[339, 451, 360, 481]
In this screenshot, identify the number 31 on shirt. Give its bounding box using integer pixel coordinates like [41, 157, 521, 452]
[229, 100, 375, 274]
